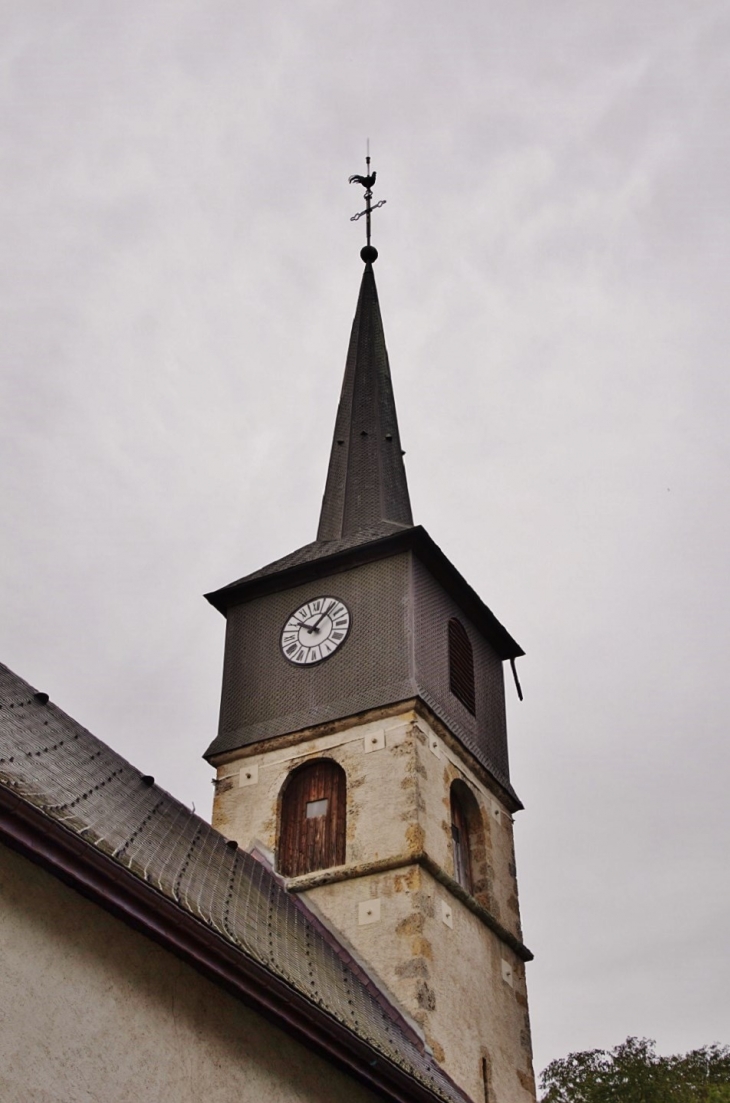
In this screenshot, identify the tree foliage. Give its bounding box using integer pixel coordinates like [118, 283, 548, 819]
[540, 1037, 730, 1103]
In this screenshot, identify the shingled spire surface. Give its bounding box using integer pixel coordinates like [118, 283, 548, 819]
[317, 262, 413, 542]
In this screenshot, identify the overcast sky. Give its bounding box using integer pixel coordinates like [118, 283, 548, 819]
[1, 0, 728, 1081]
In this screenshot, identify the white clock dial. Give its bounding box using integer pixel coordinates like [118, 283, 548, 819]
[280, 597, 351, 665]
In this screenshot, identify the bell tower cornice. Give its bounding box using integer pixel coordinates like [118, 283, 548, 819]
[205, 524, 522, 662]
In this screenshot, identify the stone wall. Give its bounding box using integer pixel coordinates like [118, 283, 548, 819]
[212, 708, 536, 1103]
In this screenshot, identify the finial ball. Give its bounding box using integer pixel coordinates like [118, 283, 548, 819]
[360, 245, 378, 264]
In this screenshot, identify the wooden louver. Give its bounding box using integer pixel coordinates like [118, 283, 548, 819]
[450, 786, 473, 893]
[448, 618, 476, 715]
[278, 759, 346, 878]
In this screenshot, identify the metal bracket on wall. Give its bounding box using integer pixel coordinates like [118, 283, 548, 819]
[509, 657, 523, 701]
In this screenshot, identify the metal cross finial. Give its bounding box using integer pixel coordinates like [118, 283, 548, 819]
[349, 146, 386, 262]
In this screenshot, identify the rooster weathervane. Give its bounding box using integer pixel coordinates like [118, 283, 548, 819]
[349, 145, 386, 262]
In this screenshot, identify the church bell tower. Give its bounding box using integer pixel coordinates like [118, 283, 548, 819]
[205, 172, 536, 1103]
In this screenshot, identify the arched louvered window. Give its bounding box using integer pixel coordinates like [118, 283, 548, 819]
[278, 759, 346, 877]
[450, 779, 488, 901]
[448, 618, 476, 715]
[450, 783, 473, 893]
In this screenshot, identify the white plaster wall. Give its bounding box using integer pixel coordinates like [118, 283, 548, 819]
[0, 841, 383, 1103]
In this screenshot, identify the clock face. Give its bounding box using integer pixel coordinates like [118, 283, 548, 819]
[280, 597, 351, 665]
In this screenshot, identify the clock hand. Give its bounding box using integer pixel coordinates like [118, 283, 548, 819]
[311, 601, 334, 631]
[291, 616, 322, 634]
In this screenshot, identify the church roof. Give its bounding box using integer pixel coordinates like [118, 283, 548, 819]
[0, 662, 470, 1103]
[317, 262, 413, 541]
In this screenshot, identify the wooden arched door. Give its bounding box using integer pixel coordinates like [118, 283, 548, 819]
[278, 760, 346, 877]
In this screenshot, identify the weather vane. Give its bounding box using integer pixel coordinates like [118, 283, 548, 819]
[349, 142, 386, 262]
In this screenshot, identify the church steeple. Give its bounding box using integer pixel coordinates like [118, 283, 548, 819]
[317, 261, 413, 542]
[206, 175, 535, 1101]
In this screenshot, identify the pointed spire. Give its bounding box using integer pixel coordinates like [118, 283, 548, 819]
[317, 263, 413, 542]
